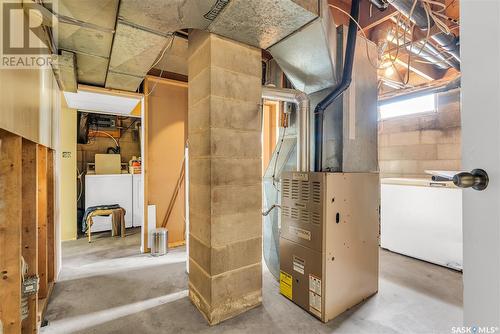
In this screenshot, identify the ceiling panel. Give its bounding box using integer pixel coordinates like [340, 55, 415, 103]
[58, 22, 113, 58]
[76, 54, 108, 86]
[154, 37, 188, 76]
[52, 0, 119, 29]
[105, 71, 144, 92]
[208, 0, 318, 49]
[118, 0, 217, 34]
[107, 22, 169, 78]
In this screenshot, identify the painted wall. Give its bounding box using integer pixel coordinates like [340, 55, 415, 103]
[145, 77, 187, 246]
[0, 68, 58, 148]
[378, 89, 461, 178]
[59, 99, 77, 241]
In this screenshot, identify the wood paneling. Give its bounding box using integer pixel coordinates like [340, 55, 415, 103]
[145, 76, 188, 247]
[21, 139, 38, 334]
[0, 130, 23, 334]
[37, 146, 48, 299]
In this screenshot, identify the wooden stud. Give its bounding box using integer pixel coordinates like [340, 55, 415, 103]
[37, 145, 48, 299]
[21, 139, 38, 334]
[46, 149, 55, 284]
[0, 129, 23, 334]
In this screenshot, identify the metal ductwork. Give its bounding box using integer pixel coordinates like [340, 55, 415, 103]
[262, 87, 310, 172]
[49, 0, 321, 92]
[268, 0, 338, 94]
[389, 18, 460, 70]
[389, 0, 460, 69]
[314, 0, 359, 172]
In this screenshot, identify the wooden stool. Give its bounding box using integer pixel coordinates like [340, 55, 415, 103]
[86, 208, 126, 243]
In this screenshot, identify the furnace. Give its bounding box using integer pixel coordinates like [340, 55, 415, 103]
[279, 171, 379, 322]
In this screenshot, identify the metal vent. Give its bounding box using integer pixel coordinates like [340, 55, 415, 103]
[312, 181, 321, 203]
[291, 180, 300, 199]
[300, 209, 310, 224]
[282, 205, 290, 217]
[312, 212, 320, 225]
[282, 179, 291, 199]
[300, 180, 310, 201]
[204, 0, 230, 20]
[291, 207, 300, 220]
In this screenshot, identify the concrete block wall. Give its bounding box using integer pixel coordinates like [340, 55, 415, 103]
[188, 31, 262, 325]
[378, 89, 461, 178]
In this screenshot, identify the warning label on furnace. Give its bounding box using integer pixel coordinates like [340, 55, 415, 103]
[293, 256, 305, 275]
[309, 274, 322, 317]
[280, 271, 293, 300]
[309, 274, 322, 296]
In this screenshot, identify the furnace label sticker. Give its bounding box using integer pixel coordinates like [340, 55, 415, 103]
[309, 274, 322, 318]
[309, 291, 322, 317]
[309, 274, 322, 296]
[289, 226, 311, 241]
[280, 271, 293, 300]
[293, 256, 305, 275]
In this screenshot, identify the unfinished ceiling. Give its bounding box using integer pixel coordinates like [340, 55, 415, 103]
[46, 0, 320, 92]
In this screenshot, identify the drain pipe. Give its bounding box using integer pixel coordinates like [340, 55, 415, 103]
[313, 0, 360, 172]
[262, 87, 310, 172]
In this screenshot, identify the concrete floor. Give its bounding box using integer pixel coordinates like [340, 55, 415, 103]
[42, 228, 462, 334]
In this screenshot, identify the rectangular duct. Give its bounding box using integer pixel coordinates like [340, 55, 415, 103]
[268, 0, 337, 94]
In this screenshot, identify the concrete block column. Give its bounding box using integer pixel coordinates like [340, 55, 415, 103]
[187, 30, 262, 325]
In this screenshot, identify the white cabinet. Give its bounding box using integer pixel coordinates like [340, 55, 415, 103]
[85, 174, 134, 232]
[132, 174, 143, 227]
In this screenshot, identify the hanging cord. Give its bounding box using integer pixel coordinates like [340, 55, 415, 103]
[272, 125, 287, 192]
[329, 4, 383, 70]
[144, 34, 176, 98]
[76, 167, 84, 203]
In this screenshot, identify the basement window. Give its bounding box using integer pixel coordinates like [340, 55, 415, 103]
[379, 93, 436, 120]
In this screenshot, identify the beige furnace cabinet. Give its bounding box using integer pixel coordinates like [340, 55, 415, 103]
[279, 172, 380, 322]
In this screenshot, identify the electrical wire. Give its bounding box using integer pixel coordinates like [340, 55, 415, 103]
[330, 0, 458, 89]
[328, 4, 383, 70]
[76, 167, 84, 203]
[144, 34, 176, 98]
[272, 125, 287, 192]
[91, 129, 120, 147]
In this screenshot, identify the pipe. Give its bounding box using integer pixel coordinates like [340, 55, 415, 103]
[262, 87, 310, 172]
[389, 0, 460, 69]
[391, 18, 460, 70]
[313, 0, 360, 172]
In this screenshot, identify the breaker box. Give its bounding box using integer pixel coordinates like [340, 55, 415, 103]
[279, 172, 380, 322]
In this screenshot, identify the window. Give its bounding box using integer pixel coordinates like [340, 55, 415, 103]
[379, 93, 436, 120]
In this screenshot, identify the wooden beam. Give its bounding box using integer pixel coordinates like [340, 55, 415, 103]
[0, 129, 23, 334]
[37, 146, 48, 299]
[21, 139, 38, 334]
[394, 52, 446, 81]
[47, 149, 55, 284]
[359, 1, 397, 31]
[147, 68, 188, 83]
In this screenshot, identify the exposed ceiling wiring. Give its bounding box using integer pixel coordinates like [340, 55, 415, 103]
[144, 34, 176, 98]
